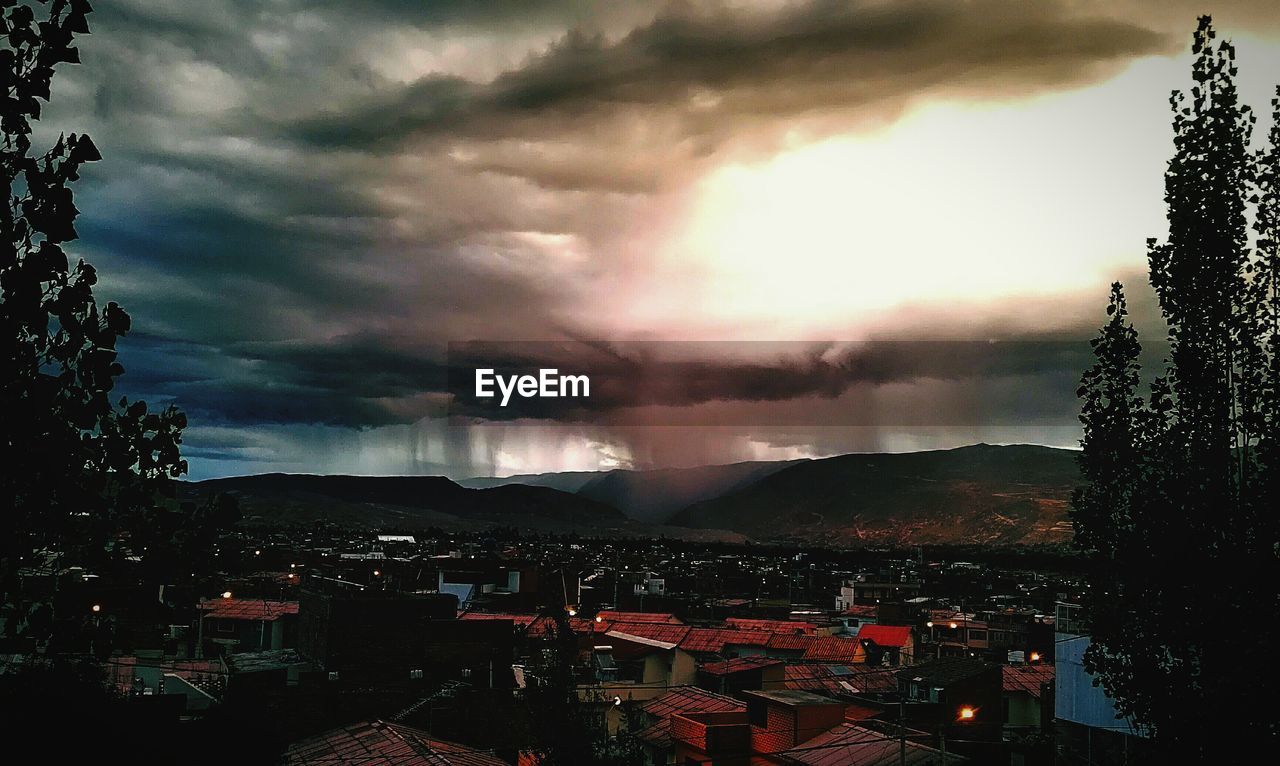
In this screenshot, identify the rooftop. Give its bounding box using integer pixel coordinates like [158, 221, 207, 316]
[285, 721, 504, 766]
[1002, 664, 1055, 698]
[897, 658, 993, 687]
[701, 656, 785, 676]
[640, 686, 746, 720]
[743, 689, 845, 708]
[803, 636, 862, 663]
[777, 722, 964, 765]
[855, 624, 913, 647]
[199, 598, 299, 622]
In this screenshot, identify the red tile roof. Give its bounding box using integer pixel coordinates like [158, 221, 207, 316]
[855, 625, 913, 648]
[700, 656, 784, 676]
[784, 664, 899, 696]
[458, 612, 536, 627]
[802, 636, 862, 663]
[1002, 664, 1055, 698]
[286, 721, 505, 765]
[199, 598, 299, 622]
[605, 631, 679, 660]
[767, 634, 816, 652]
[777, 722, 961, 765]
[639, 686, 746, 720]
[606, 622, 692, 644]
[725, 618, 817, 636]
[596, 610, 682, 624]
[678, 627, 771, 654]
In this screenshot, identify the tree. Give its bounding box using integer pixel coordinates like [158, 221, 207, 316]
[1073, 16, 1280, 759]
[0, 1, 193, 644]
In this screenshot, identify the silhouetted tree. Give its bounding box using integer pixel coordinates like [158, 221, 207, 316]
[0, 1, 201, 643]
[1074, 17, 1280, 759]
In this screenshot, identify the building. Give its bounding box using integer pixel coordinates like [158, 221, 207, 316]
[897, 658, 1003, 760]
[742, 689, 849, 756]
[1054, 602, 1147, 764]
[599, 629, 697, 693]
[197, 597, 299, 656]
[855, 624, 916, 666]
[1002, 663, 1054, 729]
[296, 584, 456, 677]
[697, 655, 786, 695]
[837, 569, 922, 607]
[637, 686, 746, 766]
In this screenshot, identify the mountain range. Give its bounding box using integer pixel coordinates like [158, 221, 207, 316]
[184, 444, 1081, 546]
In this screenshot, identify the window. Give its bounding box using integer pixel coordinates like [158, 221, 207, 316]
[968, 629, 988, 642]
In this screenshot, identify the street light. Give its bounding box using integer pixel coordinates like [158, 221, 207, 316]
[958, 706, 976, 721]
[222, 591, 233, 599]
[91, 604, 101, 613]
[1029, 651, 1041, 663]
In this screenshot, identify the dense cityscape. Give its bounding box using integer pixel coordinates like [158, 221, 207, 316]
[6, 522, 1129, 764]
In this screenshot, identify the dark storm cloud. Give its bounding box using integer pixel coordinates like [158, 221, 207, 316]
[290, 0, 1172, 157]
[29, 0, 1261, 477]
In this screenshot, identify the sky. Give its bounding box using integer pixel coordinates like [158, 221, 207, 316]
[37, 0, 1280, 479]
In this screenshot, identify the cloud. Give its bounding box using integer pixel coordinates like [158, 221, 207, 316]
[25, 1, 1275, 478]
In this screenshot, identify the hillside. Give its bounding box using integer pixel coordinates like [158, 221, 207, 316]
[667, 444, 1080, 545]
[461, 460, 805, 523]
[181, 473, 744, 541]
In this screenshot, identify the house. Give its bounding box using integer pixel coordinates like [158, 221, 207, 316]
[855, 624, 916, 666]
[637, 686, 746, 765]
[897, 658, 1003, 760]
[601, 632, 701, 691]
[669, 710, 754, 765]
[742, 689, 850, 756]
[286, 720, 505, 765]
[697, 655, 785, 695]
[766, 633, 816, 659]
[436, 558, 538, 612]
[197, 597, 298, 656]
[785, 663, 901, 701]
[1002, 663, 1054, 729]
[802, 636, 863, 664]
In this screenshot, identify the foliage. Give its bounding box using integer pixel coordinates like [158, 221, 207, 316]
[1, 1, 234, 644]
[1073, 16, 1280, 759]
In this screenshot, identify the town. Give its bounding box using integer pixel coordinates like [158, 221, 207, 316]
[9, 524, 1138, 765]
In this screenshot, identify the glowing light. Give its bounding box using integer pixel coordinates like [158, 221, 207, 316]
[949, 622, 958, 629]
[925, 621, 933, 628]
[1030, 652, 1041, 662]
[91, 604, 101, 613]
[958, 706, 976, 721]
[595, 616, 603, 623]
[373, 570, 381, 577]
[222, 591, 233, 599]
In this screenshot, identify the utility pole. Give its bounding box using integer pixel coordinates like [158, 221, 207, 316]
[899, 694, 907, 765]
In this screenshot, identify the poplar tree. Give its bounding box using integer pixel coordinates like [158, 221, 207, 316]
[1074, 17, 1280, 758]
